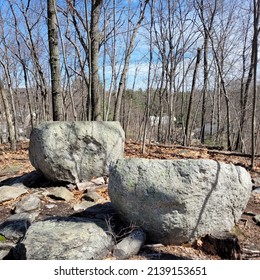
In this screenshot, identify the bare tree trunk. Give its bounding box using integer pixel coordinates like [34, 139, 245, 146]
[142, 0, 154, 153]
[235, 12, 251, 152]
[0, 16, 18, 141]
[201, 33, 209, 143]
[90, 0, 102, 121]
[184, 48, 201, 146]
[251, 0, 260, 168]
[47, 0, 64, 121]
[0, 80, 16, 151]
[196, 0, 217, 144]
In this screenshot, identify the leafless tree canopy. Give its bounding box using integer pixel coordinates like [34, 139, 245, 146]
[0, 0, 259, 166]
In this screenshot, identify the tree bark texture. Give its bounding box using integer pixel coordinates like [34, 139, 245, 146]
[90, 0, 102, 121]
[0, 80, 16, 151]
[47, 0, 63, 121]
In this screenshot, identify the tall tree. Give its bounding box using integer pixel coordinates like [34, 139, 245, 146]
[184, 48, 201, 146]
[195, 0, 217, 144]
[47, 0, 64, 121]
[0, 80, 16, 151]
[89, 0, 103, 120]
[251, 0, 260, 168]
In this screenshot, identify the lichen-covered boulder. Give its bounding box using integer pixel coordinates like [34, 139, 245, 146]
[29, 121, 124, 183]
[108, 158, 252, 245]
[14, 217, 114, 260]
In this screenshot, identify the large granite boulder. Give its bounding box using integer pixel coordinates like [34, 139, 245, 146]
[29, 121, 124, 183]
[14, 217, 114, 260]
[108, 158, 252, 245]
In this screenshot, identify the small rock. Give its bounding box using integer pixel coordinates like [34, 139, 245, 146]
[76, 177, 106, 192]
[253, 215, 260, 226]
[14, 194, 41, 214]
[83, 191, 104, 202]
[67, 183, 76, 191]
[77, 181, 105, 192]
[252, 177, 260, 187]
[45, 204, 57, 209]
[0, 242, 14, 260]
[91, 177, 105, 185]
[0, 185, 28, 203]
[113, 229, 146, 259]
[73, 201, 96, 211]
[252, 187, 260, 195]
[43, 187, 74, 202]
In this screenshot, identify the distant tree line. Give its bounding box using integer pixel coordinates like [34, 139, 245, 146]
[0, 0, 259, 167]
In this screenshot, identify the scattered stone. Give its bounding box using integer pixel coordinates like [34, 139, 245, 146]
[109, 158, 252, 245]
[14, 194, 41, 214]
[252, 177, 260, 187]
[43, 187, 74, 202]
[77, 181, 105, 191]
[14, 217, 114, 260]
[45, 204, 57, 209]
[0, 212, 38, 242]
[91, 177, 106, 185]
[29, 121, 125, 183]
[0, 185, 28, 203]
[252, 187, 260, 195]
[83, 191, 104, 202]
[76, 177, 107, 191]
[0, 241, 15, 259]
[253, 215, 260, 226]
[66, 183, 76, 191]
[113, 228, 146, 259]
[73, 201, 96, 212]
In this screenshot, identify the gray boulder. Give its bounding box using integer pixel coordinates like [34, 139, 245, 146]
[0, 213, 38, 242]
[29, 121, 125, 183]
[15, 217, 114, 260]
[108, 158, 252, 245]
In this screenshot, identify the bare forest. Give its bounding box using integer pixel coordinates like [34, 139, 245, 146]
[0, 0, 259, 167]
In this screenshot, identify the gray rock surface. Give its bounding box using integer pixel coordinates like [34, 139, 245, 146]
[16, 217, 114, 260]
[253, 215, 260, 226]
[0, 213, 38, 242]
[14, 194, 41, 214]
[0, 242, 14, 259]
[0, 185, 28, 203]
[108, 158, 252, 245]
[29, 121, 125, 183]
[73, 201, 96, 211]
[43, 187, 74, 202]
[83, 191, 104, 202]
[113, 228, 146, 259]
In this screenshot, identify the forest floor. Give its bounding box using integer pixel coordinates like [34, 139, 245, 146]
[0, 140, 260, 260]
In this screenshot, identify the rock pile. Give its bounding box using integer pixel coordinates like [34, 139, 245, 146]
[0, 172, 145, 260]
